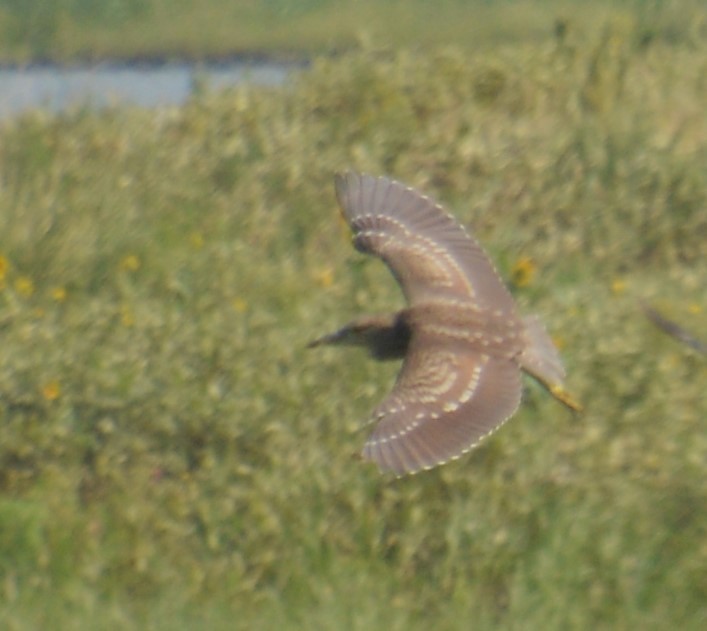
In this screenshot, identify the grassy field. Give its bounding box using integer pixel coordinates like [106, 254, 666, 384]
[1, 13, 706, 631]
[0, 0, 705, 62]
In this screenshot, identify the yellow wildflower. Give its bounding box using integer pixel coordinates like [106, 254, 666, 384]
[687, 304, 702, 315]
[0, 254, 8, 281]
[51, 287, 67, 302]
[314, 267, 334, 288]
[552, 335, 566, 351]
[42, 381, 61, 401]
[510, 256, 536, 288]
[121, 305, 135, 327]
[15, 276, 34, 297]
[120, 254, 141, 272]
[611, 278, 626, 295]
[189, 232, 205, 249]
[232, 298, 248, 313]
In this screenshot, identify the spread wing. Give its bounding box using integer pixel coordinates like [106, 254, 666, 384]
[361, 335, 523, 475]
[335, 172, 517, 312]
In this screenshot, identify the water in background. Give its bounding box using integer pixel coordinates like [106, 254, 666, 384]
[0, 60, 298, 119]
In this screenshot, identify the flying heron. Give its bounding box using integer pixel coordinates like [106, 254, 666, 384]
[309, 172, 580, 476]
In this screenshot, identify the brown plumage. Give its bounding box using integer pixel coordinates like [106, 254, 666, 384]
[309, 172, 580, 476]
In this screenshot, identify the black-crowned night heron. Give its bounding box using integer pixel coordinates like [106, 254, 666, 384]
[310, 172, 580, 476]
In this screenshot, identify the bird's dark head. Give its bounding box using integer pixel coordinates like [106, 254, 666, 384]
[307, 312, 411, 361]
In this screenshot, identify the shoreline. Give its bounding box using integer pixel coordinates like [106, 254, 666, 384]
[0, 51, 313, 71]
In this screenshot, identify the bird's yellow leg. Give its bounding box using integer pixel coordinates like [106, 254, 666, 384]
[549, 383, 583, 413]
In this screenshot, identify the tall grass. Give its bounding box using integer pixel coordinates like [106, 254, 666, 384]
[0, 0, 705, 62]
[0, 23, 706, 630]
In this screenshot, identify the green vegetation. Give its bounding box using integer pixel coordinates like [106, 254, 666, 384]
[1, 14, 706, 631]
[0, 0, 705, 62]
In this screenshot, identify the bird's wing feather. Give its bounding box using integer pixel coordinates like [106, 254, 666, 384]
[335, 172, 516, 311]
[361, 335, 523, 475]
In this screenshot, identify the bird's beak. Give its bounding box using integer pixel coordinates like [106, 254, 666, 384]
[306, 326, 352, 349]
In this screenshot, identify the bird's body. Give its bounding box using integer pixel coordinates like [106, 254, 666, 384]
[309, 172, 579, 475]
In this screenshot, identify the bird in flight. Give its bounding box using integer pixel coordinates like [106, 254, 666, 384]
[309, 172, 580, 475]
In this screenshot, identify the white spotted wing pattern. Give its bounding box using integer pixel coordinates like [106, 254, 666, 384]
[334, 172, 553, 475]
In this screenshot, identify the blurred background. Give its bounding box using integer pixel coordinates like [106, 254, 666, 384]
[0, 1, 705, 629]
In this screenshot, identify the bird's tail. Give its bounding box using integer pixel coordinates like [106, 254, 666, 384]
[520, 315, 582, 412]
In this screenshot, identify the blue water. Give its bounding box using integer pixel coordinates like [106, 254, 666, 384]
[0, 61, 297, 119]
